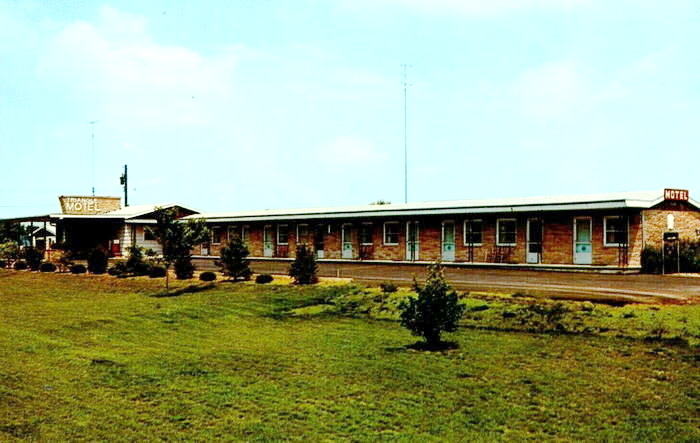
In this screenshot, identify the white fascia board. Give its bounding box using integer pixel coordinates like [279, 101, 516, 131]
[198, 201, 642, 223]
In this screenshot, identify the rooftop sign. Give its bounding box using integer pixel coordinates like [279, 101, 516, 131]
[664, 189, 689, 202]
[59, 196, 121, 215]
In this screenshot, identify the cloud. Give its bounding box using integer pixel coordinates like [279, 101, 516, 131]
[40, 6, 239, 128]
[351, 0, 589, 16]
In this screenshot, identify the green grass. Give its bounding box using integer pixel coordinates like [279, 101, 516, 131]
[1, 270, 699, 441]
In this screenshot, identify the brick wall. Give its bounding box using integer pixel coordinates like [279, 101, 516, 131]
[643, 202, 700, 248]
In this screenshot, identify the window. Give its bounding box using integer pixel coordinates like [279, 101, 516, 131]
[497, 219, 517, 246]
[277, 224, 289, 245]
[604, 216, 628, 247]
[360, 223, 373, 245]
[211, 226, 223, 244]
[383, 222, 400, 245]
[241, 226, 250, 244]
[144, 226, 156, 241]
[463, 219, 483, 245]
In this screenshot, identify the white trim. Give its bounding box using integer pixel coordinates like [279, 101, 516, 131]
[526, 218, 543, 264]
[603, 215, 629, 247]
[211, 225, 222, 245]
[463, 218, 483, 246]
[241, 225, 250, 244]
[573, 216, 593, 265]
[227, 224, 237, 243]
[383, 221, 400, 245]
[277, 224, 289, 245]
[496, 218, 517, 246]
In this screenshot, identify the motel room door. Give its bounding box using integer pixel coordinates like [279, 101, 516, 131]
[314, 225, 325, 259]
[441, 221, 455, 262]
[406, 221, 420, 261]
[573, 217, 592, 265]
[526, 218, 543, 264]
[341, 224, 354, 259]
[263, 225, 274, 257]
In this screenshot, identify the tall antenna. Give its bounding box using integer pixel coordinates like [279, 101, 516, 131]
[89, 120, 98, 196]
[402, 64, 410, 204]
[120, 164, 129, 207]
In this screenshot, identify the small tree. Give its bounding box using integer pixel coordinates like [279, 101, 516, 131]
[399, 262, 465, 349]
[23, 246, 44, 271]
[87, 248, 109, 274]
[289, 244, 318, 284]
[149, 207, 210, 288]
[218, 236, 252, 281]
[0, 241, 20, 265]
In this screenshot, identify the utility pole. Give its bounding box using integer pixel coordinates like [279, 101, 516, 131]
[402, 64, 410, 204]
[89, 120, 98, 196]
[120, 164, 129, 207]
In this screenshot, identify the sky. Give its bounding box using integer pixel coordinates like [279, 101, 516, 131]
[1, 0, 699, 217]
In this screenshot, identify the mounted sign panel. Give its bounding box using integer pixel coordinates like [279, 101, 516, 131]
[664, 189, 689, 201]
[59, 196, 121, 215]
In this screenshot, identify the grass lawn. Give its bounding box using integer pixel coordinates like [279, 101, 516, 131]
[1, 270, 699, 441]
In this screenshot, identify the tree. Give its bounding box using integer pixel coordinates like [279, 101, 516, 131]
[218, 236, 252, 281]
[0, 222, 28, 244]
[149, 207, 210, 288]
[289, 244, 318, 284]
[399, 262, 465, 349]
[87, 248, 109, 274]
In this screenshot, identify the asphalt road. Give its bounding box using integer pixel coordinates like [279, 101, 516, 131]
[237, 260, 700, 304]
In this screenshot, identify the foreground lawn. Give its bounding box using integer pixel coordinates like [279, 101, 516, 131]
[0, 270, 698, 441]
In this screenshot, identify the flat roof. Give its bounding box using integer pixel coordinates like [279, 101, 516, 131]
[0, 203, 198, 223]
[187, 190, 698, 223]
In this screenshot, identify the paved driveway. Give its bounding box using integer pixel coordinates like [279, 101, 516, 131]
[240, 259, 700, 304]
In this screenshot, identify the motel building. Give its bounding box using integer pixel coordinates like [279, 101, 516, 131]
[3, 189, 699, 272]
[188, 189, 700, 272]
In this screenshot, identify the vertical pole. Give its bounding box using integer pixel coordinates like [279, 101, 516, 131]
[402, 64, 409, 204]
[124, 164, 129, 207]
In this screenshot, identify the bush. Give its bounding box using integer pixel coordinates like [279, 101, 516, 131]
[0, 259, 6, 268]
[379, 282, 398, 293]
[13, 260, 27, 270]
[0, 241, 20, 262]
[641, 246, 662, 274]
[125, 247, 152, 276]
[107, 266, 122, 276]
[149, 266, 167, 278]
[218, 236, 252, 281]
[87, 249, 109, 274]
[399, 263, 465, 348]
[289, 244, 318, 284]
[70, 264, 87, 274]
[199, 271, 217, 282]
[23, 247, 44, 271]
[174, 257, 195, 280]
[39, 262, 57, 273]
[255, 273, 273, 284]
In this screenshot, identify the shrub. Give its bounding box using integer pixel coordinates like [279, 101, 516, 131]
[641, 246, 662, 274]
[125, 247, 152, 276]
[0, 259, 6, 268]
[174, 258, 195, 280]
[23, 247, 44, 271]
[13, 260, 27, 270]
[107, 266, 122, 276]
[149, 266, 167, 278]
[39, 262, 57, 273]
[255, 273, 273, 284]
[399, 262, 465, 348]
[0, 241, 20, 262]
[379, 282, 398, 293]
[70, 264, 87, 274]
[516, 302, 572, 332]
[87, 248, 109, 274]
[289, 244, 318, 284]
[199, 271, 217, 282]
[218, 236, 252, 281]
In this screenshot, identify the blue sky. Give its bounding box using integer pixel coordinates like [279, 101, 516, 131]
[1, 0, 699, 217]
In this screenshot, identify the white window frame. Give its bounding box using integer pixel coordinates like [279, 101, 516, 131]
[496, 218, 517, 246]
[211, 226, 222, 245]
[463, 219, 483, 246]
[296, 223, 309, 244]
[226, 225, 237, 243]
[241, 225, 250, 244]
[603, 216, 629, 247]
[360, 222, 373, 246]
[383, 222, 400, 245]
[277, 224, 289, 245]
